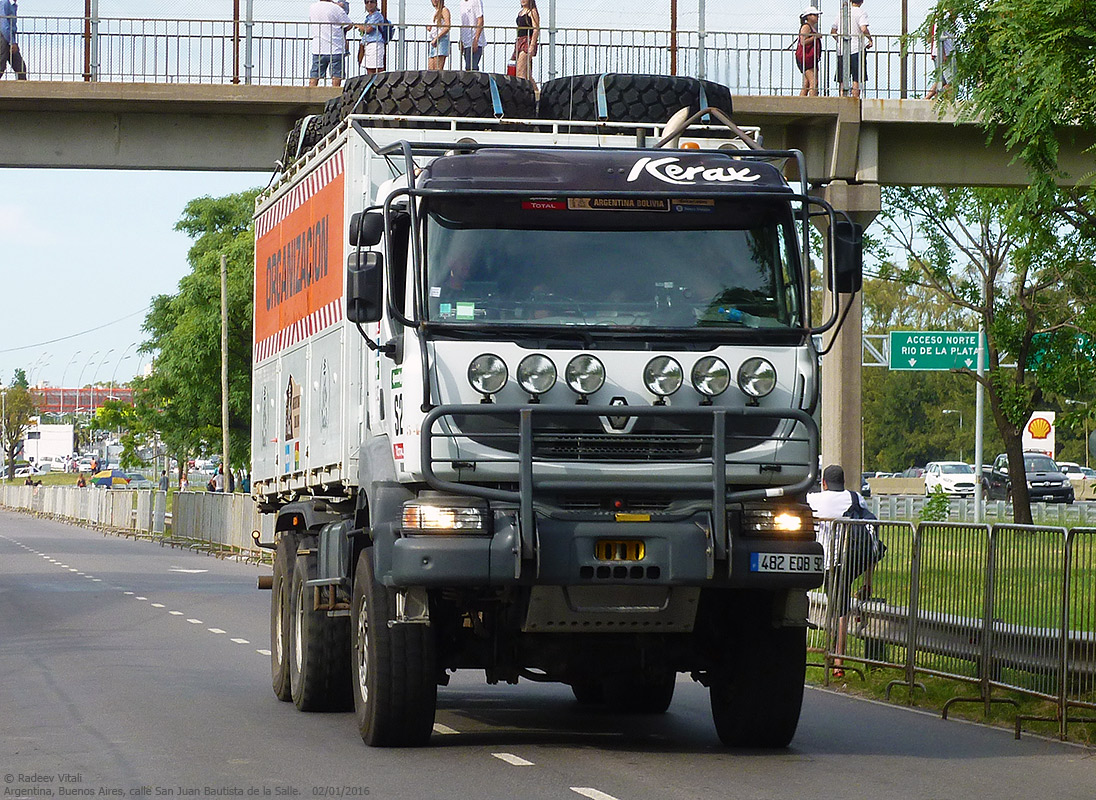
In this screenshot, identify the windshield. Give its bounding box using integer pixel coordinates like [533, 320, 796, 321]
[1024, 456, 1058, 472]
[422, 197, 803, 329]
[940, 463, 973, 475]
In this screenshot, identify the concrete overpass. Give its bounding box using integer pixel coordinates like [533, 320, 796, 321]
[3, 82, 1094, 188]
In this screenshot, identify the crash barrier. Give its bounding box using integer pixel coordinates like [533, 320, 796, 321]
[0, 483, 167, 534]
[17, 15, 940, 99]
[809, 519, 1096, 740]
[0, 484, 273, 560]
[867, 494, 1096, 527]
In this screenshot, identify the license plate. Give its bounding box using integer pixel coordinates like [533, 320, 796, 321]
[750, 553, 823, 574]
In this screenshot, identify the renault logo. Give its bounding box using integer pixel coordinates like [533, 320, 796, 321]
[602, 397, 635, 433]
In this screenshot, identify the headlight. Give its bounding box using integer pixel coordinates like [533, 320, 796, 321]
[691, 356, 731, 397]
[517, 354, 557, 396]
[402, 500, 489, 534]
[565, 355, 605, 396]
[468, 353, 508, 396]
[742, 506, 812, 535]
[643, 356, 683, 397]
[737, 357, 776, 398]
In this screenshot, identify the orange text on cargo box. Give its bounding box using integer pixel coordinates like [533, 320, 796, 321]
[254, 172, 345, 345]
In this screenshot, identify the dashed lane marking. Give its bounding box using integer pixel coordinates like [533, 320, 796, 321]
[432, 723, 460, 735]
[186, 619, 203, 625]
[230, 638, 250, 645]
[257, 649, 272, 656]
[169, 611, 184, 616]
[208, 628, 226, 634]
[151, 603, 165, 608]
[492, 753, 534, 767]
[571, 790, 621, 800]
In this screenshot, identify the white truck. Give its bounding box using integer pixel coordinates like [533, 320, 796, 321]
[253, 72, 862, 749]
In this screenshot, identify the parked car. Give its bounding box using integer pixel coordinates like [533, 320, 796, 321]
[986, 452, 1074, 504]
[924, 461, 978, 497]
[901, 467, 924, 478]
[125, 473, 156, 489]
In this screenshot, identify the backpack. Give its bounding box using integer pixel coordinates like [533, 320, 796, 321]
[379, 17, 394, 45]
[842, 491, 886, 579]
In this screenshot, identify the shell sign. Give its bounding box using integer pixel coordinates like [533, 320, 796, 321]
[1022, 411, 1056, 457]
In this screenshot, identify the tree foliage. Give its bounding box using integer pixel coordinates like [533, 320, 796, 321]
[137, 190, 259, 476]
[873, 185, 1096, 522]
[2, 385, 38, 476]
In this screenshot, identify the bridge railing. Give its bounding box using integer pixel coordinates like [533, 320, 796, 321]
[12, 16, 941, 98]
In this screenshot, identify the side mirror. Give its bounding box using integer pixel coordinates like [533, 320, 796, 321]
[347, 250, 384, 323]
[832, 220, 863, 294]
[349, 211, 384, 246]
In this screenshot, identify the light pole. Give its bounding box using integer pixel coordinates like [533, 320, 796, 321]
[1, 383, 7, 480]
[943, 409, 964, 462]
[60, 350, 82, 417]
[28, 352, 52, 386]
[75, 350, 100, 422]
[110, 343, 137, 396]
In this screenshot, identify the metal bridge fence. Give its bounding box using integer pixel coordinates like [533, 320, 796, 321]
[812, 517, 1096, 740]
[11, 16, 940, 99]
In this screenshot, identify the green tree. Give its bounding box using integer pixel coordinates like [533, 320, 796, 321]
[874, 186, 1096, 523]
[2, 385, 37, 478]
[11, 368, 28, 389]
[138, 190, 259, 481]
[95, 398, 145, 470]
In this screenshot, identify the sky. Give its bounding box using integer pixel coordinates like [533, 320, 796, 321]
[1, 0, 937, 390]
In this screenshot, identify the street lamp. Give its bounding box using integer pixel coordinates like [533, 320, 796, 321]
[110, 343, 138, 395]
[28, 352, 52, 386]
[60, 350, 82, 417]
[75, 350, 100, 419]
[943, 409, 964, 462]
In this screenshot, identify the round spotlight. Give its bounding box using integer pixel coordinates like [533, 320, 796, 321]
[564, 355, 606, 396]
[643, 356, 683, 397]
[517, 354, 557, 396]
[737, 357, 777, 398]
[468, 354, 508, 396]
[691, 356, 731, 397]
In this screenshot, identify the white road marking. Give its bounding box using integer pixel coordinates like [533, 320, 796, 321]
[151, 603, 165, 608]
[169, 611, 183, 616]
[68, 568, 78, 572]
[170, 568, 208, 574]
[186, 618, 203, 624]
[432, 723, 460, 735]
[492, 753, 534, 767]
[135, 596, 147, 600]
[124, 591, 134, 595]
[230, 638, 250, 644]
[208, 628, 226, 634]
[257, 649, 272, 656]
[571, 789, 621, 800]
[92, 579, 102, 582]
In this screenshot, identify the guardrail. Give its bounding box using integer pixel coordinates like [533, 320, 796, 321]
[809, 518, 1096, 740]
[6, 484, 1090, 739]
[11, 16, 941, 99]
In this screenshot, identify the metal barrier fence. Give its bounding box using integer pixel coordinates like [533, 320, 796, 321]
[12, 16, 940, 99]
[811, 517, 1096, 740]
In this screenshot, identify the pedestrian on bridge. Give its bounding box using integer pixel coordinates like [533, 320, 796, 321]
[309, 0, 366, 88]
[358, 0, 392, 75]
[459, 0, 485, 70]
[831, 0, 872, 98]
[0, 0, 28, 80]
[795, 6, 823, 97]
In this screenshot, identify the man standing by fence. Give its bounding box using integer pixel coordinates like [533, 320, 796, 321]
[0, 0, 28, 80]
[309, 0, 365, 88]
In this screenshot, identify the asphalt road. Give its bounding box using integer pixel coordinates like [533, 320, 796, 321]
[2, 509, 1093, 800]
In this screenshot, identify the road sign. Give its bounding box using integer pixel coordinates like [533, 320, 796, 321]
[888, 331, 984, 371]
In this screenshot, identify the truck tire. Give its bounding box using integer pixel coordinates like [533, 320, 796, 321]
[570, 678, 604, 706]
[537, 73, 733, 124]
[351, 548, 437, 746]
[709, 623, 806, 748]
[603, 671, 676, 714]
[289, 553, 353, 712]
[280, 115, 325, 168]
[339, 70, 537, 120]
[270, 533, 299, 701]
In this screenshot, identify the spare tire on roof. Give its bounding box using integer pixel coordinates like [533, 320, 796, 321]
[339, 70, 537, 120]
[280, 113, 326, 169]
[537, 73, 733, 125]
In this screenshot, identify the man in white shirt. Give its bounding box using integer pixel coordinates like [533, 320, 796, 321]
[309, 0, 365, 87]
[459, 0, 485, 71]
[831, 0, 873, 98]
[806, 463, 861, 675]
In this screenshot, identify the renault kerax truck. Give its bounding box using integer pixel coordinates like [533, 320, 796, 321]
[253, 93, 862, 749]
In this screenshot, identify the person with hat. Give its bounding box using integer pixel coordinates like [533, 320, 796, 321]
[807, 464, 865, 677]
[796, 7, 823, 96]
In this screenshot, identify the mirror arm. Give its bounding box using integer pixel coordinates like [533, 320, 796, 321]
[353, 320, 396, 358]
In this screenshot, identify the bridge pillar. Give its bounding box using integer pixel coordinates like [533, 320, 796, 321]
[817, 180, 880, 489]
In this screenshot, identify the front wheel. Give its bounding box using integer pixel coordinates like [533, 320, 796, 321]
[709, 624, 806, 748]
[351, 548, 438, 747]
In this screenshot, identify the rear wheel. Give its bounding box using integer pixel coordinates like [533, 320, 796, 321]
[289, 553, 352, 711]
[270, 533, 298, 701]
[351, 548, 438, 746]
[709, 622, 806, 748]
[570, 678, 605, 706]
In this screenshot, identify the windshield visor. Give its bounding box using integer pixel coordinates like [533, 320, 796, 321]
[423, 197, 804, 329]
